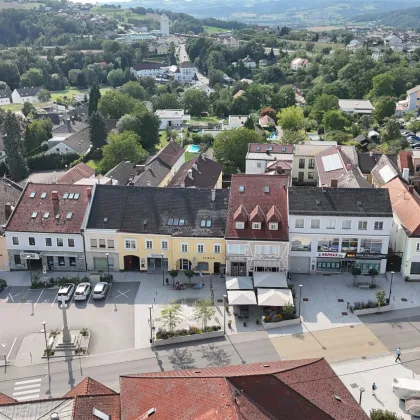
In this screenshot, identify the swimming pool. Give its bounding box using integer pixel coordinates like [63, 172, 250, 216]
[268, 132, 277, 140]
[186, 144, 201, 153]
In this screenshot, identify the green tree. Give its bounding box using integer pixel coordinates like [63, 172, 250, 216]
[133, 109, 160, 150]
[208, 69, 225, 87]
[107, 69, 126, 88]
[281, 129, 307, 144]
[183, 89, 208, 116]
[100, 131, 149, 172]
[168, 269, 179, 287]
[161, 301, 183, 332]
[381, 118, 402, 142]
[277, 106, 305, 131]
[21, 102, 36, 117]
[88, 84, 101, 116]
[212, 99, 231, 117]
[322, 110, 348, 131]
[152, 93, 180, 111]
[244, 116, 255, 130]
[37, 89, 50, 102]
[368, 268, 378, 286]
[184, 269, 195, 287]
[89, 111, 107, 149]
[373, 97, 396, 123]
[24, 119, 52, 155]
[370, 409, 403, 420]
[68, 69, 82, 86]
[271, 85, 295, 109]
[369, 73, 396, 99]
[120, 81, 146, 100]
[20, 68, 44, 87]
[407, 120, 420, 133]
[310, 94, 339, 123]
[214, 128, 265, 174]
[4, 112, 28, 181]
[193, 298, 216, 329]
[98, 91, 137, 119]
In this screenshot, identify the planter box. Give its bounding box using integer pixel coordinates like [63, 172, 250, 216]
[153, 330, 224, 347]
[262, 317, 301, 330]
[353, 305, 392, 316]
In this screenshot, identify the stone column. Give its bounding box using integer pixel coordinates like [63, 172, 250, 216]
[61, 300, 72, 343]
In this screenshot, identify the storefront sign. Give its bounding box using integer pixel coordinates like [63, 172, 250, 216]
[346, 252, 387, 259]
[316, 252, 346, 258]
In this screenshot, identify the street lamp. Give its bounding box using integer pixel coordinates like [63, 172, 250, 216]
[41, 321, 48, 359]
[161, 253, 165, 286]
[298, 284, 303, 318]
[223, 294, 227, 334]
[105, 253, 110, 275]
[389, 271, 395, 304]
[148, 306, 153, 344]
[359, 387, 365, 405]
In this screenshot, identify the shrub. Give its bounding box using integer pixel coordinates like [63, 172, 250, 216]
[27, 152, 79, 171]
[0, 279, 7, 289]
[80, 328, 89, 337]
[100, 273, 113, 282]
[189, 326, 201, 335]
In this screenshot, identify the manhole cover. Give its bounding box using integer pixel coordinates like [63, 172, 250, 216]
[341, 312, 348, 316]
[338, 299, 344, 302]
[350, 383, 358, 389]
[368, 342, 375, 346]
[401, 298, 408, 302]
[303, 298, 309, 302]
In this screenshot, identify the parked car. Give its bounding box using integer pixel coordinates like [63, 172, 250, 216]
[403, 132, 416, 138]
[74, 282, 91, 301]
[407, 136, 420, 142]
[57, 283, 75, 303]
[92, 282, 109, 300]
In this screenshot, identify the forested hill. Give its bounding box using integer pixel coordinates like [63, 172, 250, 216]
[353, 5, 420, 29]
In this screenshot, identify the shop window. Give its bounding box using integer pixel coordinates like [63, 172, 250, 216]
[308, 172, 314, 180]
[411, 262, 420, 274]
[317, 237, 339, 252]
[58, 257, 65, 266]
[341, 238, 358, 252]
[14, 255, 21, 265]
[360, 238, 382, 253]
[47, 256, 54, 267]
[69, 257, 76, 267]
[291, 236, 311, 251]
[197, 262, 209, 271]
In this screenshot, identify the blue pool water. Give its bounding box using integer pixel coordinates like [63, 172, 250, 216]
[186, 144, 201, 153]
[268, 132, 276, 140]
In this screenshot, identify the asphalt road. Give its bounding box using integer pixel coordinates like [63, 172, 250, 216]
[0, 331, 280, 400]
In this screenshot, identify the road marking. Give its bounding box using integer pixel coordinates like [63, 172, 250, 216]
[15, 394, 40, 401]
[7, 292, 20, 303]
[34, 290, 43, 307]
[0, 286, 9, 298]
[14, 384, 41, 391]
[13, 377, 43, 401]
[6, 337, 17, 361]
[105, 283, 113, 303]
[51, 291, 59, 307]
[13, 389, 40, 396]
[115, 289, 130, 299]
[87, 288, 94, 304]
[17, 289, 30, 308]
[14, 378, 42, 385]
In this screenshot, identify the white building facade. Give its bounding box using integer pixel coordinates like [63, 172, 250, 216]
[155, 109, 191, 130]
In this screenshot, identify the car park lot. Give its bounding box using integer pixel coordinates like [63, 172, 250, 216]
[0, 282, 140, 361]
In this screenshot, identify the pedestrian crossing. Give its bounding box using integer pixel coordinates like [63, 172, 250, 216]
[12, 377, 42, 401]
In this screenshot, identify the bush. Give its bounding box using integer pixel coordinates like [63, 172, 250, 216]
[370, 408, 403, 420]
[100, 273, 113, 282]
[27, 152, 79, 171]
[155, 325, 221, 339]
[0, 279, 7, 289]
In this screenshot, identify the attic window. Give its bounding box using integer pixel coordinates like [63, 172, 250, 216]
[173, 218, 179, 226]
[68, 193, 74, 200]
[66, 212, 73, 220]
[201, 219, 212, 228]
[41, 192, 47, 199]
[256, 146, 261, 151]
[168, 218, 174, 226]
[29, 192, 36, 198]
[31, 211, 38, 218]
[264, 186, 270, 193]
[179, 219, 185, 226]
[239, 185, 245, 193]
[74, 193, 80, 200]
[63, 193, 69, 199]
[55, 213, 60, 219]
[43, 212, 50, 219]
[267, 146, 273, 151]
[281, 147, 286, 152]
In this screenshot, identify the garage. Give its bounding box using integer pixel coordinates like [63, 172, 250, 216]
[289, 256, 310, 274]
[94, 257, 108, 271]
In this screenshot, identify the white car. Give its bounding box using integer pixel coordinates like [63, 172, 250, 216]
[57, 283, 75, 303]
[92, 282, 109, 300]
[74, 283, 91, 301]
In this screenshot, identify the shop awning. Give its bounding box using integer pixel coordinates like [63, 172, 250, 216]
[253, 272, 288, 289]
[226, 276, 253, 290]
[227, 290, 257, 306]
[257, 288, 294, 307]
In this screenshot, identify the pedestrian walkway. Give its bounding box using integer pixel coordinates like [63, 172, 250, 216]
[12, 377, 43, 401]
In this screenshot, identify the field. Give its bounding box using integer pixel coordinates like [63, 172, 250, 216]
[50, 87, 111, 101]
[306, 26, 344, 31]
[285, 39, 343, 52]
[203, 25, 226, 34]
[92, 7, 160, 23]
[0, 1, 41, 9]
[190, 116, 221, 124]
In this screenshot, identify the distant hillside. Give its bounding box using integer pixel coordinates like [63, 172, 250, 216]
[353, 5, 420, 28]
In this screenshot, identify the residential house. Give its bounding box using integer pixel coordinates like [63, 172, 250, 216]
[105, 161, 136, 186]
[372, 49, 385, 61]
[11, 87, 41, 104]
[233, 89, 244, 99]
[47, 127, 91, 156]
[240, 56, 256, 69]
[339, 99, 374, 114]
[292, 141, 337, 185]
[353, 134, 371, 150]
[385, 34, 405, 51]
[168, 154, 223, 189]
[346, 39, 364, 51]
[359, 152, 398, 183]
[258, 115, 275, 126]
[174, 61, 197, 83]
[245, 143, 293, 175]
[155, 109, 191, 129]
[383, 177, 420, 279]
[315, 145, 370, 188]
[0, 178, 23, 270]
[0, 359, 369, 420]
[219, 35, 240, 48]
[259, 59, 268, 67]
[56, 162, 96, 184]
[130, 62, 165, 78]
[288, 187, 393, 274]
[225, 174, 289, 277]
[224, 115, 249, 129]
[290, 58, 309, 71]
[396, 85, 420, 116]
[371, 154, 400, 187]
[51, 119, 88, 140]
[0, 90, 10, 105]
[5, 184, 92, 272]
[84, 185, 228, 273]
[398, 150, 420, 188]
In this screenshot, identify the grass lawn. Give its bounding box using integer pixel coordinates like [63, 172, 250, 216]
[92, 7, 159, 22]
[190, 116, 221, 124]
[184, 151, 197, 162]
[85, 160, 100, 171]
[285, 39, 343, 52]
[50, 87, 111, 102]
[0, 102, 51, 112]
[203, 25, 226, 34]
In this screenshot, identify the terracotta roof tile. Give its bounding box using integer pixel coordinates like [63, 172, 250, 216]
[249, 205, 265, 222]
[398, 151, 414, 174]
[64, 377, 117, 398]
[156, 141, 184, 167]
[0, 392, 16, 405]
[248, 143, 293, 154]
[73, 394, 121, 420]
[57, 163, 95, 185]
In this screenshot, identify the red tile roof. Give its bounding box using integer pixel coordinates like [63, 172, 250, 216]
[226, 174, 289, 241]
[57, 163, 95, 185]
[156, 140, 184, 168]
[121, 359, 368, 420]
[64, 377, 117, 398]
[398, 151, 414, 174]
[6, 183, 91, 234]
[73, 394, 121, 420]
[248, 143, 293, 154]
[382, 177, 420, 236]
[0, 393, 16, 405]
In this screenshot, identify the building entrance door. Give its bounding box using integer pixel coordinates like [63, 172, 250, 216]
[231, 262, 246, 276]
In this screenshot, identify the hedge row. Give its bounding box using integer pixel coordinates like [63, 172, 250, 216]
[27, 152, 80, 171]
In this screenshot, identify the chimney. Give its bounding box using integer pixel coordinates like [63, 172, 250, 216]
[211, 189, 216, 202]
[403, 167, 410, 182]
[87, 188, 92, 197]
[4, 203, 12, 221]
[188, 169, 193, 180]
[202, 153, 206, 161]
[369, 151, 373, 157]
[136, 165, 145, 173]
[146, 181, 152, 187]
[408, 185, 414, 193]
[331, 179, 338, 188]
[52, 191, 59, 201]
[346, 164, 352, 171]
[180, 182, 185, 188]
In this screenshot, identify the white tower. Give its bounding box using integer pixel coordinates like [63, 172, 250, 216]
[160, 14, 170, 36]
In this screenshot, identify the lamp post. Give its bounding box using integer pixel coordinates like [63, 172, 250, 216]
[41, 321, 48, 359]
[26, 256, 32, 285]
[105, 253, 110, 275]
[149, 306, 153, 344]
[359, 387, 365, 405]
[298, 284, 303, 318]
[389, 271, 395, 304]
[161, 253, 165, 286]
[223, 294, 227, 334]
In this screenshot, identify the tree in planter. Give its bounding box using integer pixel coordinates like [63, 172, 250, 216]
[184, 269, 195, 287]
[368, 268, 379, 286]
[168, 269, 179, 287]
[161, 301, 183, 332]
[193, 298, 216, 330]
[352, 267, 361, 286]
[282, 301, 295, 320]
[370, 408, 403, 420]
[376, 289, 387, 308]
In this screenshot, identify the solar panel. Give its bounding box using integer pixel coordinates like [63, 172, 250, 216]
[321, 154, 343, 172]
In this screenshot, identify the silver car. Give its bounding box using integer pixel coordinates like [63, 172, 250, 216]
[74, 283, 91, 301]
[92, 282, 109, 300]
[57, 283, 75, 303]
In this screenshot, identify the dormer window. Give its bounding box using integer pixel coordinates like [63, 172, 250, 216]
[41, 192, 47, 199]
[269, 223, 279, 230]
[264, 186, 270, 193]
[239, 185, 245, 193]
[43, 212, 50, 219]
[66, 212, 73, 220]
[235, 221, 245, 230]
[29, 192, 36, 198]
[256, 146, 261, 151]
[31, 212, 38, 218]
[252, 222, 261, 230]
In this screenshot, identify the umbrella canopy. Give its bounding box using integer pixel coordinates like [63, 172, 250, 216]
[253, 272, 288, 289]
[226, 276, 253, 290]
[227, 290, 257, 306]
[257, 288, 294, 307]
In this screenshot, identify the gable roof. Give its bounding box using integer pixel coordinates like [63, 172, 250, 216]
[132, 62, 162, 71]
[64, 377, 116, 398]
[6, 183, 91, 234]
[0, 178, 23, 231]
[289, 187, 393, 217]
[168, 154, 222, 188]
[87, 184, 229, 237]
[156, 140, 184, 167]
[226, 174, 289, 241]
[73, 394, 121, 420]
[248, 143, 293, 154]
[371, 154, 400, 187]
[105, 161, 136, 186]
[407, 85, 420, 95]
[179, 61, 195, 68]
[57, 163, 95, 184]
[358, 152, 398, 174]
[61, 127, 91, 155]
[0, 90, 9, 99]
[0, 392, 16, 405]
[15, 87, 41, 97]
[52, 121, 88, 136]
[120, 359, 368, 420]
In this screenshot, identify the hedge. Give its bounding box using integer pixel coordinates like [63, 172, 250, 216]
[27, 152, 80, 171]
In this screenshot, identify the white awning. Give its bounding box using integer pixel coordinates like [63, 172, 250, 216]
[227, 290, 257, 306]
[257, 288, 294, 307]
[226, 276, 253, 290]
[253, 272, 288, 289]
